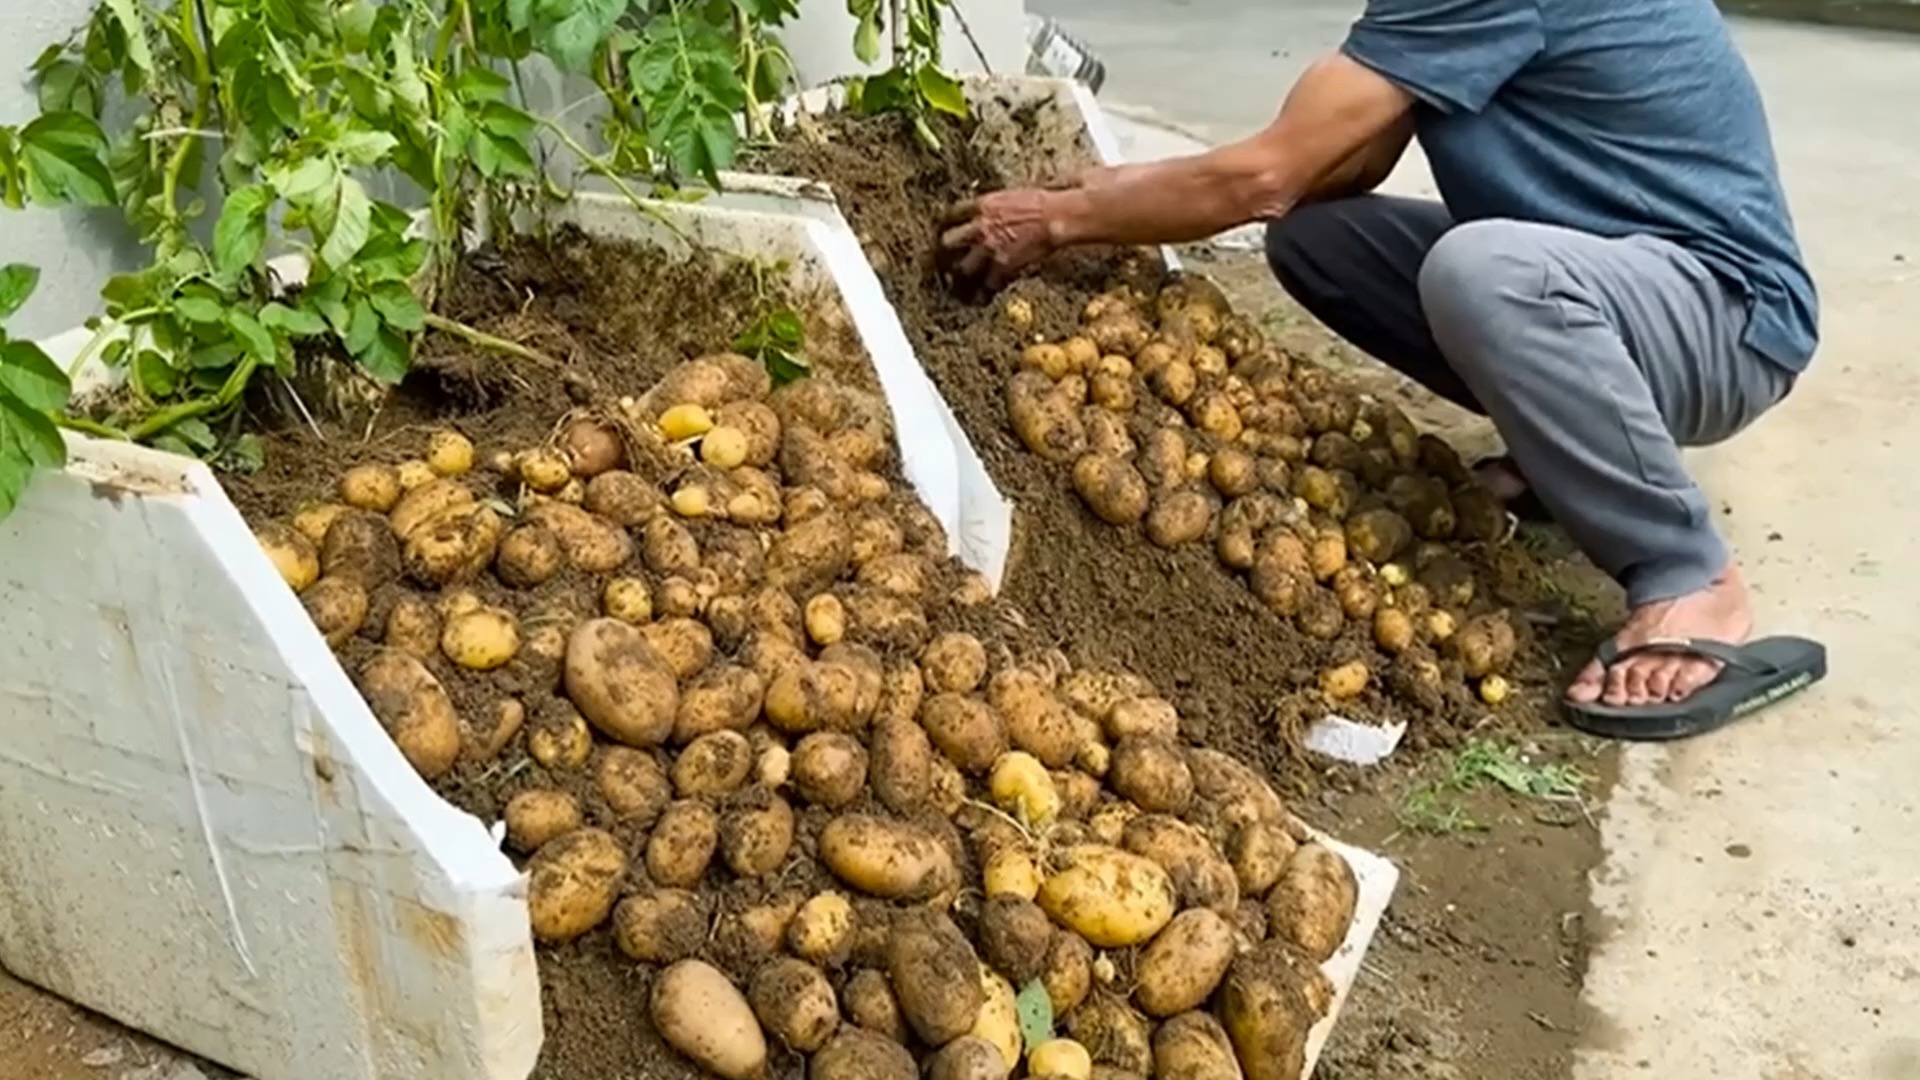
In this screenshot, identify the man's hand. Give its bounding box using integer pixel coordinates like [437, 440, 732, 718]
[938, 189, 1062, 291]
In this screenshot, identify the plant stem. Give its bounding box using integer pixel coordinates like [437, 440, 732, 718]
[536, 118, 688, 242]
[63, 308, 162, 380]
[423, 312, 561, 367]
[53, 415, 130, 441]
[159, 0, 213, 235]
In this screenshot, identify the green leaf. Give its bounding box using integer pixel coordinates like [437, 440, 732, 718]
[171, 417, 217, 451]
[0, 340, 71, 413]
[765, 349, 809, 386]
[455, 67, 512, 103]
[221, 433, 265, 474]
[334, 130, 399, 166]
[213, 184, 272, 275]
[0, 391, 66, 469]
[226, 309, 277, 362]
[37, 61, 98, 116]
[916, 63, 968, 119]
[542, 0, 625, 71]
[320, 177, 373, 270]
[173, 295, 225, 324]
[1015, 979, 1054, 1051]
[188, 341, 241, 370]
[359, 327, 410, 383]
[0, 264, 38, 319]
[268, 157, 335, 205]
[19, 112, 114, 206]
[768, 309, 805, 348]
[345, 298, 380, 356]
[369, 282, 425, 332]
[104, 0, 154, 73]
[260, 302, 327, 337]
[133, 349, 177, 397]
[853, 14, 881, 64]
[507, 0, 536, 31]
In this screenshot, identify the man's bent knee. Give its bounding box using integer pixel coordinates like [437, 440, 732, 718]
[1417, 220, 1557, 361]
[1263, 203, 1350, 302]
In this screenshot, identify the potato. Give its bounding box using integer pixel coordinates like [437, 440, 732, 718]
[1056, 768, 1102, 821]
[846, 715, 929, 818]
[291, 502, 349, 548]
[768, 510, 853, 597]
[764, 660, 859, 734]
[921, 632, 988, 695]
[390, 478, 472, 540]
[643, 617, 714, 681]
[1188, 392, 1244, 442]
[922, 693, 1008, 774]
[1229, 821, 1299, 897]
[1083, 409, 1136, 460]
[671, 664, 763, 744]
[1449, 613, 1518, 678]
[1345, 508, 1414, 564]
[835, 968, 905, 1044]
[466, 698, 527, 764]
[489, 524, 559, 589]
[528, 707, 593, 770]
[1291, 586, 1342, 641]
[993, 676, 1085, 769]
[504, 789, 582, 853]
[1032, 1040, 1094, 1080]
[1266, 843, 1358, 962]
[1108, 738, 1194, 815]
[1146, 488, 1213, 549]
[1088, 311, 1150, 356]
[608, 888, 706, 965]
[792, 731, 870, 808]
[1041, 931, 1093, 1014]
[1132, 909, 1237, 1017]
[1022, 343, 1072, 380]
[527, 828, 626, 943]
[302, 576, 367, 647]
[1038, 846, 1177, 948]
[1206, 446, 1259, 499]
[1374, 607, 1416, 654]
[1416, 432, 1472, 485]
[597, 745, 672, 825]
[520, 501, 628, 573]
[652, 959, 766, 1080]
[748, 957, 839, 1053]
[563, 618, 678, 747]
[1417, 553, 1476, 610]
[1065, 994, 1153, 1075]
[671, 730, 753, 797]
[820, 815, 956, 901]
[1090, 371, 1135, 412]
[812, 1028, 915, 1080]
[653, 576, 701, 620]
[441, 607, 518, 671]
[721, 787, 794, 877]
[319, 509, 401, 587]
[1152, 1013, 1242, 1080]
[989, 751, 1062, 828]
[402, 503, 503, 586]
[783, 891, 854, 967]
[647, 799, 720, 888]
[887, 909, 985, 1045]
[339, 464, 402, 512]
[358, 650, 461, 779]
[1316, 659, 1369, 701]
[1331, 566, 1379, 621]
[1063, 453, 1149, 527]
[259, 523, 321, 593]
[1185, 750, 1287, 843]
[1008, 372, 1089, 464]
[1106, 696, 1179, 742]
[971, 966, 1022, 1074]
[578, 470, 658, 527]
[932, 1036, 1009, 1080]
[978, 896, 1053, 985]
[1219, 944, 1326, 1080]
[1123, 814, 1239, 914]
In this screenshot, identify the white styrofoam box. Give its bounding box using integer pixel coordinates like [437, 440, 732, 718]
[1305, 832, 1398, 1077]
[0, 436, 540, 1080]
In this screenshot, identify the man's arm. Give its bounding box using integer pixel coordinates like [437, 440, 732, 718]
[1046, 54, 1415, 247]
[1298, 116, 1414, 205]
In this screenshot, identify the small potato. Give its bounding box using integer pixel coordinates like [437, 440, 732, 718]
[513, 449, 571, 494]
[1023, 343, 1073, 380]
[983, 846, 1042, 902]
[820, 814, 956, 902]
[805, 593, 848, 646]
[1065, 994, 1153, 1074]
[1072, 454, 1152, 527]
[653, 959, 767, 1080]
[989, 751, 1062, 828]
[557, 417, 625, 478]
[613, 888, 707, 965]
[1374, 607, 1416, 654]
[402, 504, 503, 586]
[720, 787, 795, 877]
[1479, 673, 1513, 705]
[1229, 821, 1299, 897]
[1031, 1039, 1093, 1080]
[598, 745, 673, 825]
[972, 966, 1022, 1074]
[1084, 409, 1136, 459]
[979, 896, 1053, 985]
[1332, 566, 1379, 621]
[302, 576, 368, 647]
[528, 707, 594, 770]
[320, 509, 401, 588]
[596, 576, 652, 624]
[426, 430, 474, 477]
[1249, 540, 1307, 618]
[291, 503, 349, 548]
[716, 400, 782, 467]
[921, 693, 1008, 774]
[1087, 311, 1150, 357]
[527, 828, 626, 943]
[1146, 488, 1213, 549]
[1108, 737, 1195, 815]
[1149, 360, 1198, 407]
[932, 1036, 1009, 1080]
[1295, 586, 1344, 641]
[869, 714, 933, 813]
[358, 650, 461, 779]
[641, 617, 715, 681]
[888, 909, 986, 1045]
[792, 731, 870, 808]
[672, 730, 754, 797]
[1152, 1013, 1242, 1080]
[789, 892, 856, 967]
[1209, 447, 1260, 499]
[467, 698, 527, 764]
[340, 464, 402, 512]
[259, 523, 320, 593]
[844, 969, 907, 1043]
[1090, 372, 1135, 412]
[1345, 507, 1414, 565]
[673, 664, 764, 743]
[922, 632, 989, 694]
[812, 1028, 915, 1080]
[1106, 697, 1180, 742]
[1448, 613, 1518, 678]
[584, 470, 665, 527]
[495, 525, 564, 588]
[441, 607, 519, 671]
[1319, 660, 1369, 701]
[699, 425, 749, 469]
[659, 403, 716, 442]
[565, 618, 679, 746]
[1265, 843, 1359, 963]
[647, 799, 720, 888]
[504, 789, 582, 853]
[1038, 846, 1177, 948]
[1188, 392, 1244, 442]
[1007, 372, 1089, 464]
[751, 957, 840, 1053]
[1134, 909, 1237, 1016]
[1042, 930, 1093, 1014]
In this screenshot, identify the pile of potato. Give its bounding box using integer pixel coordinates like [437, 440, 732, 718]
[254, 349, 1362, 1080]
[1000, 277, 1522, 706]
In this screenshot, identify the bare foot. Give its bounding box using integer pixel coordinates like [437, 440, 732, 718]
[1565, 565, 1755, 707]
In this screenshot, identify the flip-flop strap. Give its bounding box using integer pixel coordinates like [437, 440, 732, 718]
[1594, 637, 1779, 675]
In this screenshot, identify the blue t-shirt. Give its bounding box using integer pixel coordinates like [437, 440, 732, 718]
[1343, 0, 1819, 371]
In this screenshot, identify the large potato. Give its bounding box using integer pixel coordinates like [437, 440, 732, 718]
[672, 730, 754, 797]
[320, 509, 400, 587]
[259, 523, 320, 593]
[526, 828, 626, 943]
[1122, 815, 1240, 916]
[1151, 1013, 1242, 1080]
[812, 1028, 915, 1080]
[613, 888, 706, 964]
[652, 959, 767, 1080]
[819, 815, 955, 902]
[792, 732, 870, 808]
[1186, 749, 1289, 839]
[720, 787, 795, 877]
[1344, 507, 1414, 565]
[1229, 821, 1299, 898]
[1037, 846, 1177, 948]
[1108, 738, 1195, 815]
[643, 515, 702, 577]
[1265, 843, 1358, 963]
[402, 503, 502, 586]
[642, 617, 716, 680]
[1145, 488, 1214, 549]
[1219, 943, 1327, 1080]
[503, 789, 582, 853]
[1008, 372, 1088, 464]
[1072, 454, 1151, 526]
[1065, 994, 1153, 1075]
[994, 671, 1086, 768]
[922, 693, 1008, 774]
[923, 632, 989, 694]
[751, 957, 840, 1053]
[647, 799, 720, 888]
[358, 650, 461, 779]
[672, 664, 764, 743]
[564, 618, 679, 747]
[1106, 696, 1180, 742]
[844, 588, 929, 653]
[868, 715, 933, 814]
[596, 745, 672, 825]
[390, 478, 472, 539]
[495, 524, 564, 588]
[1134, 909, 1237, 1017]
[887, 909, 986, 1045]
[764, 660, 862, 735]
[302, 577, 368, 647]
[583, 469, 664, 526]
[768, 510, 852, 596]
[978, 896, 1053, 985]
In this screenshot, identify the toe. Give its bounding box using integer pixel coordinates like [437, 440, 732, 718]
[1645, 658, 1678, 702]
[1566, 658, 1604, 704]
[1602, 654, 1634, 705]
[1670, 658, 1723, 701]
[1623, 659, 1655, 705]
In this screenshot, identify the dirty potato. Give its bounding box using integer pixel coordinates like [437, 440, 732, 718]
[527, 827, 626, 943]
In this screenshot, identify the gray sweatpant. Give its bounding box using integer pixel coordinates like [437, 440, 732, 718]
[1265, 196, 1795, 606]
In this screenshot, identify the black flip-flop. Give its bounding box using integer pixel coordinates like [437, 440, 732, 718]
[1562, 636, 1828, 741]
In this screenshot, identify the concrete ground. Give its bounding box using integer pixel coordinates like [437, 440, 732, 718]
[1037, 1, 1920, 1075]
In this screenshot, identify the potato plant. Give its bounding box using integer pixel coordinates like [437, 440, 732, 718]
[0, 266, 72, 519]
[1002, 274, 1523, 704]
[257, 335, 1362, 1080]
